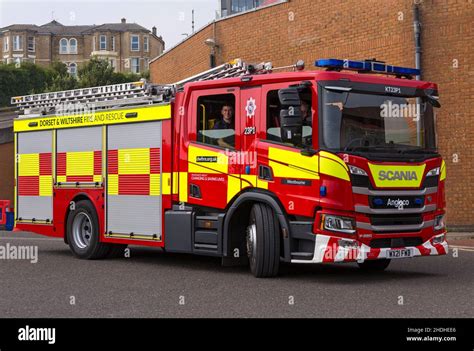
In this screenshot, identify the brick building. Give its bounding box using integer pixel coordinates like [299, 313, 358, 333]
[0, 18, 165, 74]
[149, 0, 474, 230]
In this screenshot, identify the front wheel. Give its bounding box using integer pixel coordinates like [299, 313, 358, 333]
[357, 259, 391, 271]
[67, 200, 111, 259]
[246, 203, 280, 278]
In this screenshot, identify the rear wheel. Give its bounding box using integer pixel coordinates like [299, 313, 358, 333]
[357, 259, 391, 271]
[246, 203, 280, 278]
[67, 200, 110, 259]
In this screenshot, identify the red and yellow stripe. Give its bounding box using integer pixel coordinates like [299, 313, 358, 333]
[17, 152, 52, 196]
[56, 151, 102, 183]
[108, 147, 161, 196]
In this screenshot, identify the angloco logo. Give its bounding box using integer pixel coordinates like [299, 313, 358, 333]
[387, 198, 410, 208]
[378, 170, 418, 181]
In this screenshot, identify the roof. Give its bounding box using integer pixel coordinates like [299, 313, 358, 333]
[83, 23, 150, 33]
[1, 24, 39, 32]
[1, 20, 151, 36]
[183, 70, 437, 91]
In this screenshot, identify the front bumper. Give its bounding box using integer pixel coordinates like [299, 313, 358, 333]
[291, 233, 448, 264]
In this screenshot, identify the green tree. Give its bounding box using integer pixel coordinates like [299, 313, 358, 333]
[46, 61, 78, 92]
[77, 57, 116, 87]
[0, 62, 51, 106]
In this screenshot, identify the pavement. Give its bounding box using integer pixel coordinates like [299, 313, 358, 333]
[0, 230, 473, 318]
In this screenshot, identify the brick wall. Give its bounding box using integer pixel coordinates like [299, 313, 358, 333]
[150, 0, 474, 229]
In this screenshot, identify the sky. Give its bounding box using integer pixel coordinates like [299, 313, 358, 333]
[0, 0, 218, 50]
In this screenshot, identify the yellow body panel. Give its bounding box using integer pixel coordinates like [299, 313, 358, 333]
[118, 148, 150, 175]
[368, 163, 426, 188]
[18, 153, 39, 176]
[150, 174, 161, 196]
[14, 105, 171, 132]
[188, 145, 229, 174]
[268, 147, 319, 179]
[319, 156, 350, 181]
[179, 172, 188, 202]
[107, 174, 119, 195]
[440, 160, 446, 181]
[39, 176, 53, 196]
[66, 151, 94, 176]
[227, 175, 241, 203]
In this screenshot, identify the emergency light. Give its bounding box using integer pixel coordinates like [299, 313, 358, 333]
[315, 59, 420, 78]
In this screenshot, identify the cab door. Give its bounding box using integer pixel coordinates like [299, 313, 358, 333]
[256, 82, 320, 219]
[186, 87, 241, 209]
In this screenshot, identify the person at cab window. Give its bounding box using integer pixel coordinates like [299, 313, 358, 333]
[300, 100, 312, 127]
[213, 104, 235, 148]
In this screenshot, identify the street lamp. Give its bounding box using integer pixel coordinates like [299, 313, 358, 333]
[204, 38, 219, 68]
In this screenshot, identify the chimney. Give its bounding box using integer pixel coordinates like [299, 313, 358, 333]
[152, 26, 157, 36]
[121, 18, 126, 24]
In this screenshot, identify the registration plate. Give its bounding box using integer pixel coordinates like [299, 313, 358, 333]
[387, 248, 413, 259]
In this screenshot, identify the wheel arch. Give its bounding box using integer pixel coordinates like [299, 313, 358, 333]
[223, 189, 291, 262]
[63, 193, 100, 244]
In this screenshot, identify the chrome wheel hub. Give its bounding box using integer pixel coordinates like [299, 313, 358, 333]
[72, 212, 93, 249]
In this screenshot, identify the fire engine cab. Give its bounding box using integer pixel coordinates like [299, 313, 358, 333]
[11, 58, 448, 277]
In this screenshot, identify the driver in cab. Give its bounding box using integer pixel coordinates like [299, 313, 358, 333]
[213, 104, 235, 148]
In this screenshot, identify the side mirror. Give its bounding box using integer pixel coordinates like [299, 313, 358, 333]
[278, 88, 303, 145]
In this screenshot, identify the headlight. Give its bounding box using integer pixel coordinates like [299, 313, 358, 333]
[434, 214, 445, 230]
[349, 165, 367, 176]
[427, 167, 440, 177]
[321, 214, 356, 234]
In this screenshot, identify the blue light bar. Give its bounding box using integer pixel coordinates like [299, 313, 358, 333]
[315, 59, 420, 77]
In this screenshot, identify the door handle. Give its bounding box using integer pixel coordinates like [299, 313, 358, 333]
[189, 184, 202, 199]
[258, 165, 273, 181]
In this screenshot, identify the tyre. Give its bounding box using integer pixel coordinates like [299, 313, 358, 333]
[357, 259, 391, 271]
[66, 200, 110, 259]
[246, 203, 280, 278]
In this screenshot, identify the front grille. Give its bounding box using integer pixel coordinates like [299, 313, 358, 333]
[368, 195, 425, 209]
[369, 214, 423, 226]
[370, 237, 423, 248]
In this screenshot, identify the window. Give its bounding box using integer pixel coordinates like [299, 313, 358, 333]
[69, 38, 77, 54]
[197, 94, 236, 148]
[111, 36, 115, 51]
[27, 36, 35, 52]
[265, 89, 312, 148]
[144, 57, 149, 70]
[143, 36, 149, 52]
[131, 57, 140, 73]
[13, 35, 22, 51]
[3, 36, 8, 52]
[131, 35, 139, 51]
[60, 38, 68, 54]
[99, 35, 107, 50]
[92, 36, 96, 51]
[69, 63, 77, 77]
[109, 58, 116, 71]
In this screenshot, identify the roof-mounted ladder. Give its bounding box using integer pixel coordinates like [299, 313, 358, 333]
[10, 58, 273, 118]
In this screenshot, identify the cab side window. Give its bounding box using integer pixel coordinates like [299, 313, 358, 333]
[266, 90, 282, 143]
[197, 93, 236, 149]
[265, 89, 313, 147]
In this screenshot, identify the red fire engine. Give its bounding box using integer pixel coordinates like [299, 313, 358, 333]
[11, 58, 447, 277]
